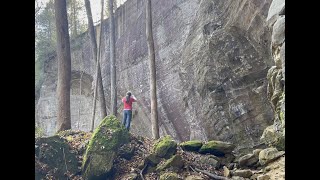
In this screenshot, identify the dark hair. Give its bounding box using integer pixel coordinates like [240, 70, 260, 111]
[126, 91, 131, 103]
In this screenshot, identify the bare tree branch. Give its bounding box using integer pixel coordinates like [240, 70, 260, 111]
[190, 166, 230, 180]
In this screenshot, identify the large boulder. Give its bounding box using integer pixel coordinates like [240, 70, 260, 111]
[238, 154, 259, 168]
[35, 135, 78, 180]
[82, 115, 129, 180]
[153, 135, 177, 158]
[199, 140, 235, 156]
[259, 148, 285, 166]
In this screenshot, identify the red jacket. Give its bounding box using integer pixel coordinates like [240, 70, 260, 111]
[122, 97, 136, 110]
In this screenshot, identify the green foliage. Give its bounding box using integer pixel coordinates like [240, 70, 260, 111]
[35, 0, 57, 100]
[67, 0, 87, 39]
[35, 0, 87, 99]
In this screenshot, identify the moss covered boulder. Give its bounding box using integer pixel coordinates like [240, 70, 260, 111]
[156, 155, 184, 172]
[154, 135, 177, 158]
[82, 115, 129, 180]
[179, 140, 203, 152]
[159, 172, 179, 180]
[35, 135, 78, 180]
[199, 140, 235, 156]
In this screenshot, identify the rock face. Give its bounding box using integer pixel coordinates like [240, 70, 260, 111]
[36, 0, 275, 152]
[82, 115, 129, 180]
[261, 0, 285, 151]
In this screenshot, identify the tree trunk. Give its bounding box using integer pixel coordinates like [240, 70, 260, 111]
[84, 0, 107, 122]
[108, 0, 117, 116]
[54, 0, 72, 132]
[78, 70, 83, 130]
[73, 0, 77, 37]
[91, 20, 105, 131]
[96, 0, 107, 118]
[146, 0, 159, 139]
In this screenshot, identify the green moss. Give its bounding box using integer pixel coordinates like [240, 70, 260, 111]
[159, 172, 179, 180]
[82, 115, 130, 179]
[199, 140, 235, 156]
[179, 140, 203, 152]
[156, 155, 184, 172]
[153, 135, 177, 158]
[84, 115, 129, 158]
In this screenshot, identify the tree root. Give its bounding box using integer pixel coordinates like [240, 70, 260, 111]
[140, 164, 147, 180]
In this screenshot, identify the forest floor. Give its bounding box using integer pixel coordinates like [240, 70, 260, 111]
[35, 130, 284, 180]
[35, 131, 223, 179]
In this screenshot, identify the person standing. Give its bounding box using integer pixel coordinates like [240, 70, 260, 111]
[122, 91, 137, 131]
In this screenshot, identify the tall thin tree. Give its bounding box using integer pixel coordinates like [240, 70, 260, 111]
[54, 0, 72, 132]
[108, 0, 117, 115]
[84, 0, 107, 131]
[72, 0, 77, 37]
[146, 0, 159, 139]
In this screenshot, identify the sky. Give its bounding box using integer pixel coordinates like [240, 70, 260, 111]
[36, 0, 127, 25]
